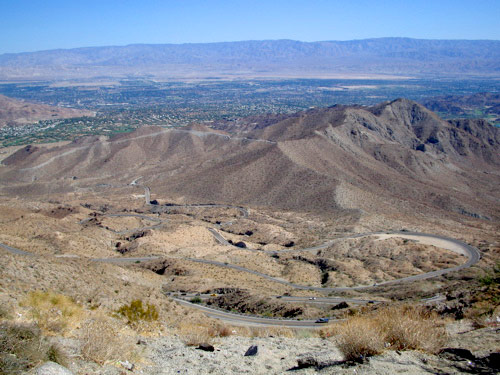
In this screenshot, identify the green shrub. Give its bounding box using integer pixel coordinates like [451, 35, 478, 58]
[190, 296, 202, 304]
[115, 300, 159, 326]
[479, 275, 495, 286]
[479, 263, 500, 286]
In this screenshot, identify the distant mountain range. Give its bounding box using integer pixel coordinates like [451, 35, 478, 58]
[0, 38, 499, 80]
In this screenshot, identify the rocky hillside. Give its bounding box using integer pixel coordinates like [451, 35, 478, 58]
[422, 92, 500, 117]
[1, 99, 498, 221]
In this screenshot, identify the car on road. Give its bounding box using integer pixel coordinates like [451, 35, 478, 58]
[315, 318, 329, 323]
[309, 297, 317, 300]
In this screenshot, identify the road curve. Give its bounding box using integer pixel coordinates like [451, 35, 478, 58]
[176, 293, 381, 306]
[186, 231, 480, 293]
[0, 181, 481, 327]
[172, 297, 326, 328]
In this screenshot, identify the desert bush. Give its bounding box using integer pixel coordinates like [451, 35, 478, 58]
[177, 321, 234, 346]
[214, 323, 233, 337]
[20, 290, 82, 334]
[0, 305, 10, 321]
[0, 321, 67, 374]
[190, 296, 202, 304]
[464, 264, 500, 327]
[115, 299, 158, 328]
[240, 326, 294, 338]
[336, 316, 384, 361]
[177, 322, 215, 346]
[336, 304, 446, 361]
[80, 315, 132, 365]
[375, 305, 446, 352]
[478, 263, 500, 286]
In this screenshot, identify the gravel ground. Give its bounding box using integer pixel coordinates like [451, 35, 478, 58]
[44, 327, 500, 375]
[144, 336, 342, 374]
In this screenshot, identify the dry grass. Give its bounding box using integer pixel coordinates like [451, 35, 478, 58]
[336, 316, 384, 361]
[177, 322, 216, 346]
[20, 290, 83, 335]
[0, 304, 11, 321]
[80, 314, 134, 365]
[215, 323, 233, 337]
[335, 304, 447, 361]
[177, 321, 234, 346]
[233, 325, 296, 338]
[0, 321, 68, 374]
[376, 305, 447, 352]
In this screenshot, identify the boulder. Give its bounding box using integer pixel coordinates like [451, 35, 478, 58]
[244, 345, 258, 356]
[332, 301, 349, 310]
[196, 343, 215, 352]
[438, 348, 476, 361]
[119, 360, 134, 371]
[35, 361, 73, 375]
[297, 351, 345, 369]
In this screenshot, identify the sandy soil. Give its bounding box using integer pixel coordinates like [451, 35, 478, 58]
[375, 233, 470, 256]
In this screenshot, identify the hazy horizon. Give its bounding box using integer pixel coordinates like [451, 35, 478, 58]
[2, 36, 500, 56]
[1, 0, 499, 54]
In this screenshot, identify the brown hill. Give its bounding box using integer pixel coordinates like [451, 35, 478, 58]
[1, 99, 498, 222]
[0, 94, 94, 127]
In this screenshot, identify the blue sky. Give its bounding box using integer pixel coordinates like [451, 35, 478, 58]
[1, 0, 499, 54]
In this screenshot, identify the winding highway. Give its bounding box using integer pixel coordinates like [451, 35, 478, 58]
[197, 231, 480, 292]
[172, 297, 328, 328]
[79, 212, 167, 235]
[0, 180, 481, 327]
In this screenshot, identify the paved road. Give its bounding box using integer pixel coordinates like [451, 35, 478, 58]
[0, 220, 481, 328]
[0, 181, 481, 327]
[176, 293, 382, 306]
[172, 297, 326, 328]
[79, 212, 167, 235]
[91, 256, 161, 264]
[185, 231, 480, 293]
[171, 129, 277, 145]
[278, 295, 380, 305]
[100, 213, 166, 234]
[0, 242, 33, 256]
[131, 178, 248, 221]
[208, 228, 233, 246]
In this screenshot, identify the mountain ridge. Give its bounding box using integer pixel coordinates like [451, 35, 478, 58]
[1, 99, 498, 222]
[1, 38, 499, 80]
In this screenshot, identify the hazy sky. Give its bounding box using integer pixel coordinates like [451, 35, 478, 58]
[1, 0, 499, 54]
